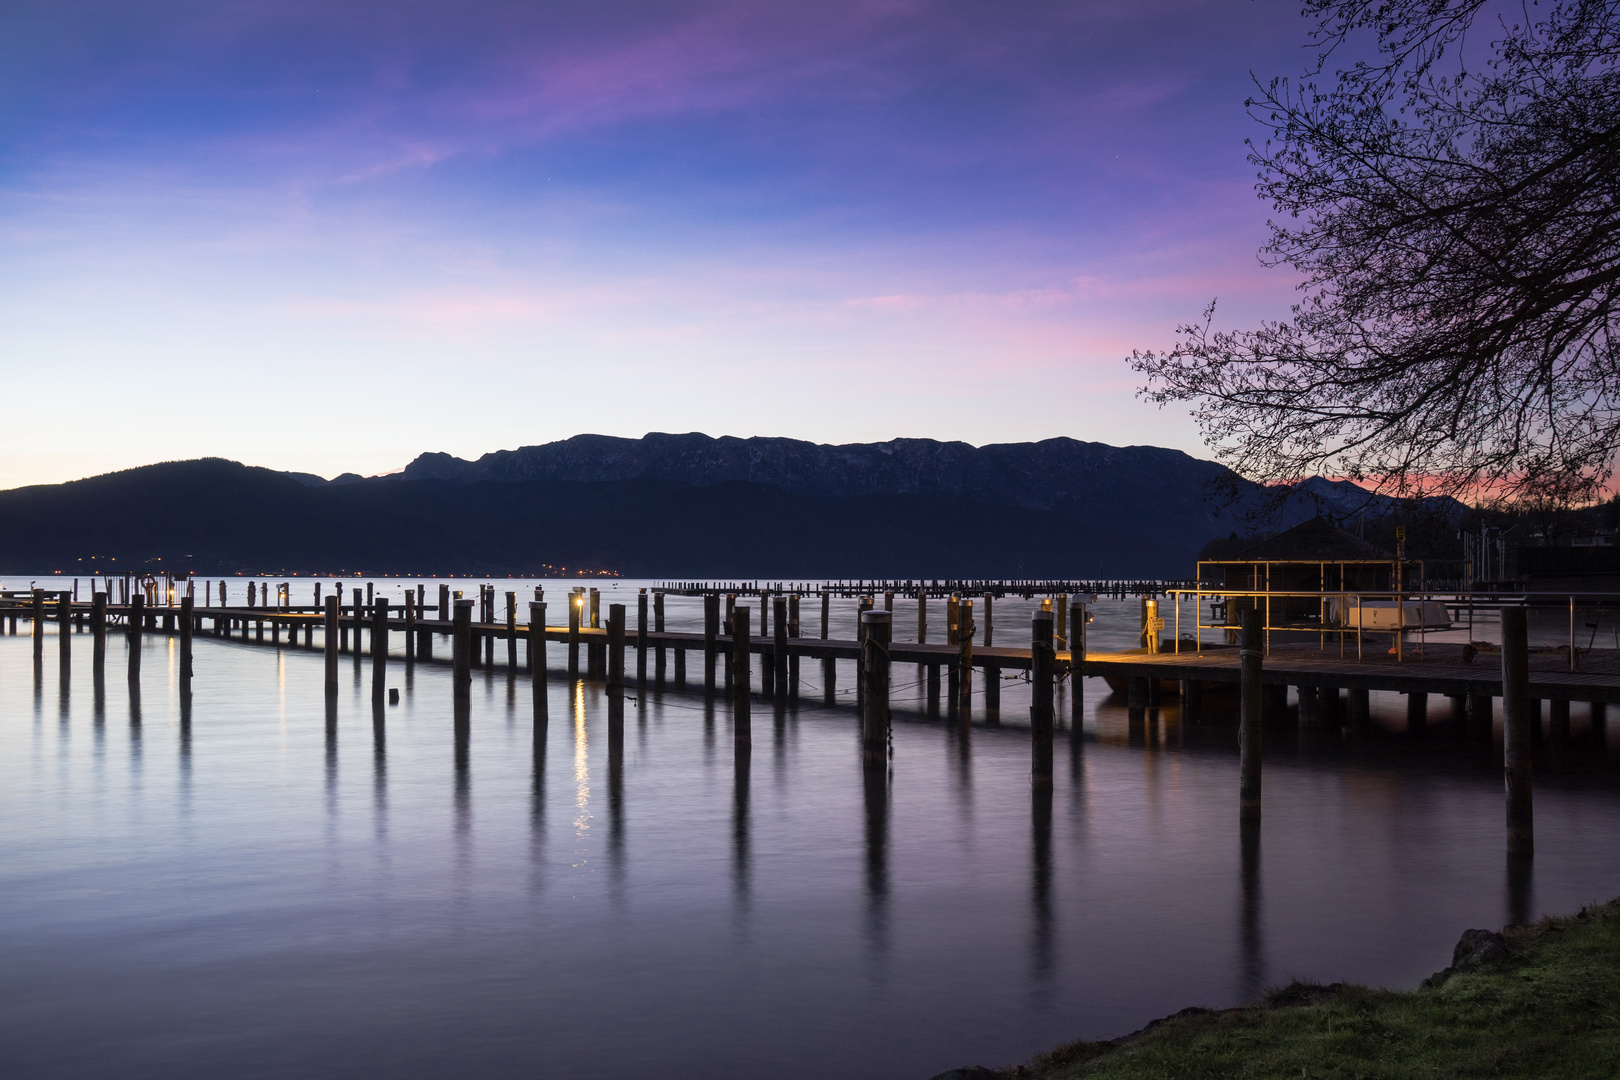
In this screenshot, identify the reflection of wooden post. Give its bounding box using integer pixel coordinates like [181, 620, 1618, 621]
[1240, 609, 1263, 821]
[862, 610, 891, 767]
[1031, 610, 1054, 788]
[733, 607, 752, 744]
[1502, 606, 1534, 855]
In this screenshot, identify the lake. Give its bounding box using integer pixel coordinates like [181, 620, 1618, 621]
[3, 578, 1618, 1078]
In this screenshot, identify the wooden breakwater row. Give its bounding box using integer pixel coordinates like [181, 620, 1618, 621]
[4, 584, 1598, 854]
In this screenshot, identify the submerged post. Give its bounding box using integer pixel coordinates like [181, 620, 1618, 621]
[452, 599, 473, 697]
[733, 606, 752, 745]
[1240, 608, 1263, 821]
[862, 610, 891, 767]
[324, 595, 339, 693]
[1031, 610, 1054, 788]
[1502, 606, 1534, 856]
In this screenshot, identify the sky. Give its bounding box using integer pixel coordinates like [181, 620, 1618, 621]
[0, 0, 1316, 488]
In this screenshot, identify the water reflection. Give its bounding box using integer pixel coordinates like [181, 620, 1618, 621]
[608, 686, 626, 891]
[373, 698, 388, 840]
[863, 763, 889, 961]
[732, 746, 752, 922]
[324, 694, 339, 824]
[1239, 819, 1264, 1002]
[454, 694, 471, 868]
[1030, 786, 1054, 990]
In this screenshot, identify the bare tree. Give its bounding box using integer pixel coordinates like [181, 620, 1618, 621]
[1132, 0, 1620, 509]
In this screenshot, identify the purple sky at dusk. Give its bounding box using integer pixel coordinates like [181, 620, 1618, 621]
[1, 0, 1314, 488]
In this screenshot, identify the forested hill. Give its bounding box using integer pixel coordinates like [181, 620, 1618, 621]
[0, 450, 1249, 578]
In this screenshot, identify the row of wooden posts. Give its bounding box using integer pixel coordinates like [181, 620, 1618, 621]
[7, 584, 1542, 853]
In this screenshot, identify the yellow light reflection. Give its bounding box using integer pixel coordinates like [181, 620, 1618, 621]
[572, 680, 591, 852]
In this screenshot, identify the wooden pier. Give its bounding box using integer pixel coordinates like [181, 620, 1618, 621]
[5, 582, 1612, 857]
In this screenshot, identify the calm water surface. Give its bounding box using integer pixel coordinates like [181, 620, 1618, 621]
[3, 579, 1619, 1079]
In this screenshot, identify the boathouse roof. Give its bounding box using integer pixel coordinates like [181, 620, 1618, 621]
[1235, 517, 1389, 562]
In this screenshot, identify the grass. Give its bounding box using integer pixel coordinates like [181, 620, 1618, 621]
[1003, 899, 1620, 1079]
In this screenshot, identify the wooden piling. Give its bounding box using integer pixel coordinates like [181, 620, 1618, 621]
[700, 593, 715, 691]
[1501, 606, 1533, 855]
[983, 592, 999, 715]
[179, 595, 193, 686]
[1068, 596, 1084, 726]
[57, 592, 72, 671]
[788, 594, 801, 697]
[861, 610, 891, 767]
[506, 591, 518, 671]
[324, 595, 339, 693]
[1240, 608, 1263, 821]
[821, 591, 834, 700]
[1406, 691, 1428, 734]
[636, 590, 648, 683]
[128, 594, 144, 681]
[1031, 610, 1054, 789]
[773, 595, 788, 698]
[529, 602, 547, 678]
[958, 599, 973, 710]
[607, 603, 625, 689]
[453, 599, 473, 696]
[733, 606, 751, 745]
[372, 597, 389, 699]
[404, 600, 416, 663]
[32, 589, 44, 659]
[92, 591, 107, 654]
[568, 593, 581, 676]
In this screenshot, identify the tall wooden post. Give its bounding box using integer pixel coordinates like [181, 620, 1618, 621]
[57, 591, 72, 672]
[567, 592, 581, 676]
[438, 584, 450, 623]
[1240, 608, 1263, 821]
[127, 594, 144, 681]
[636, 589, 648, 684]
[404, 599, 416, 663]
[862, 610, 892, 767]
[788, 593, 800, 697]
[529, 602, 547, 678]
[32, 588, 45, 660]
[607, 603, 626, 688]
[179, 595, 193, 688]
[983, 592, 999, 715]
[452, 599, 473, 696]
[324, 595, 339, 693]
[92, 591, 107, 671]
[659, 592, 671, 686]
[957, 599, 973, 710]
[773, 595, 788, 698]
[820, 591, 834, 699]
[1502, 606, 1534, 855]
[733, 606, 752, 745]
[702, 593, 716, 692]
[1031, 610, 1054, 788]
[372, 597, 389, 700]
[1069, 596, 1085, 725]
[506, 591, 518, 671]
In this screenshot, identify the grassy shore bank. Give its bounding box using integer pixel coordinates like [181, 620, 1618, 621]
[957, 899, 1620, 1079]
